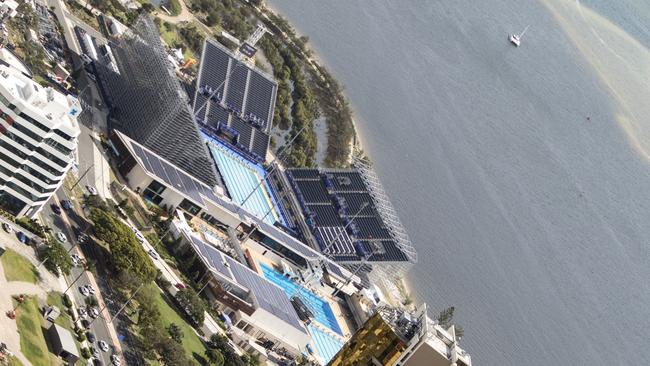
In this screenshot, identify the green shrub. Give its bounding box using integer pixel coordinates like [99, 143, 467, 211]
[63, 293, 72, 307]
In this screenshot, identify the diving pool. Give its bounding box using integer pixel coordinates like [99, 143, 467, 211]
[260, 263, 342, 335]
[308, 324, 343, 364]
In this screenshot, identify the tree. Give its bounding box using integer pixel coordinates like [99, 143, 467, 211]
[167, 323, 184, 343]
[436, 306, 455, 329]
[205, 348, 224, 366]
[208, 334, 244, 366]
[158, 338, 193, 365]
[90, 208, 156, 283]
[42, 240, 72, 276]
[175, 288, 206, 326]
[242, 353, 260, 366]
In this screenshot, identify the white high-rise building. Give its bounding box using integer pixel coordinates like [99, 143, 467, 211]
[0, 64, 81, 217]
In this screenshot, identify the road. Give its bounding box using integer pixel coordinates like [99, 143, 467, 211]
[40, 195, 121, 366]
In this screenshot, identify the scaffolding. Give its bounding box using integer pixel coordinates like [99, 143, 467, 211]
[96, 15, 220, 187]
[353, 155, 417, 283]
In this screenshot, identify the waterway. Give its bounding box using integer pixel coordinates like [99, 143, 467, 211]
[268, 0, 650, 364]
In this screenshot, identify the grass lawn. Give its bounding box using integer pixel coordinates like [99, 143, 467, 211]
[13, 297, 50, 366]
[6, 356, 25, 366]
[1, 249, 39, 283]
[150, 285, 207, 363]
[46, 292, 74, 330]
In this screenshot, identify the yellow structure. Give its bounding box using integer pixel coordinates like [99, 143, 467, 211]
[328, 312, 406, 366]
[328, 305, 471, 366]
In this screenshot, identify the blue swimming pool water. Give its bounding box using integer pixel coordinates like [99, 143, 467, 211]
[260, 263, 343, 335]
[308, 325, 343, 364]
[206, 139, 286, 226]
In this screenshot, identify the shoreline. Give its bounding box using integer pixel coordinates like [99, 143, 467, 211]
[254, 2, 357, 167]
[262, 2, 414, 308]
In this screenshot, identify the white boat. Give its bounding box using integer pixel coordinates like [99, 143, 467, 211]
[509, 25, 529, 47]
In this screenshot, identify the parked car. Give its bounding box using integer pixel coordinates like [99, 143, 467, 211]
[2, 222, 13, 233]
[50, 204, 62, 215]
[85, 284, 96, 295]
[16, 231, 28, 245]
[110, 355, 121, 366]
[70, 254, 81, 266]
[147, 249, 159, 260]
[78, 233, 89, 243]
[98, 340, 109, 352]
[79, 286, 90, 297]
[174, 283, 186, 290]
[81, 319, 91, 329]
[89, 307, 99, 318]
[55, 232, 67, 243]
[85, 185, 98, 196]
[61, 200, 73, 210]
[87, 332, 96, 343]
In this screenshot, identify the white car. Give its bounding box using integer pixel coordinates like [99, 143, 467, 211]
[85, 284, 96, 295]
[110, 355, 121, 366]
[135, 231, 145, 243]
[2, 222, 12, 233]
[70, 254, 81, 266]
[78, 307, 88, 318]
[147, 249, 159, 260]
[79, 286, 90, 297]
[98, 340, 109, 352]
[89, 307, 99, 318]
[85, 185, 98, 196]
[56, 232, 67, 243]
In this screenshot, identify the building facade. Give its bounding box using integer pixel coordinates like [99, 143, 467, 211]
[0, 65, 80, 217]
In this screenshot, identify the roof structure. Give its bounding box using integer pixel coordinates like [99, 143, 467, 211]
[48, 323, 79, 359]
[113, 130, 360, 284]
[188, 233, 305, 331]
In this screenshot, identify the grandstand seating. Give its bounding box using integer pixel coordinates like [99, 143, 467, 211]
[287, 168, 410, 263]
[225, 65, 248, 111]
[193, 39, 277, 161]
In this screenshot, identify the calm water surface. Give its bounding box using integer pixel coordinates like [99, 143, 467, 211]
[268, 0, 650, 364]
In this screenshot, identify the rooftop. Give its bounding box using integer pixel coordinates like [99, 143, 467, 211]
[0, 64, 81, 134]
[113, 130, 361, 285]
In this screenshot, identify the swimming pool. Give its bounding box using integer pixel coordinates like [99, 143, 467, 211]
[259, 263, 343, 335]
[206, 138, 286, 226]
[308, 324, 343, 365]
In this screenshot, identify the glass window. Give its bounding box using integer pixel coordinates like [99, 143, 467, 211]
[179, 199, 201, 216]
[147, 180, 167, 195]
[0, 190, 27, 216]
[18, 112, 50, 133]
[54, 129, 73, 141]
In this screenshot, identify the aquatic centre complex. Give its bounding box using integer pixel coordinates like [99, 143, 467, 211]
[0, 4, 472, 364]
